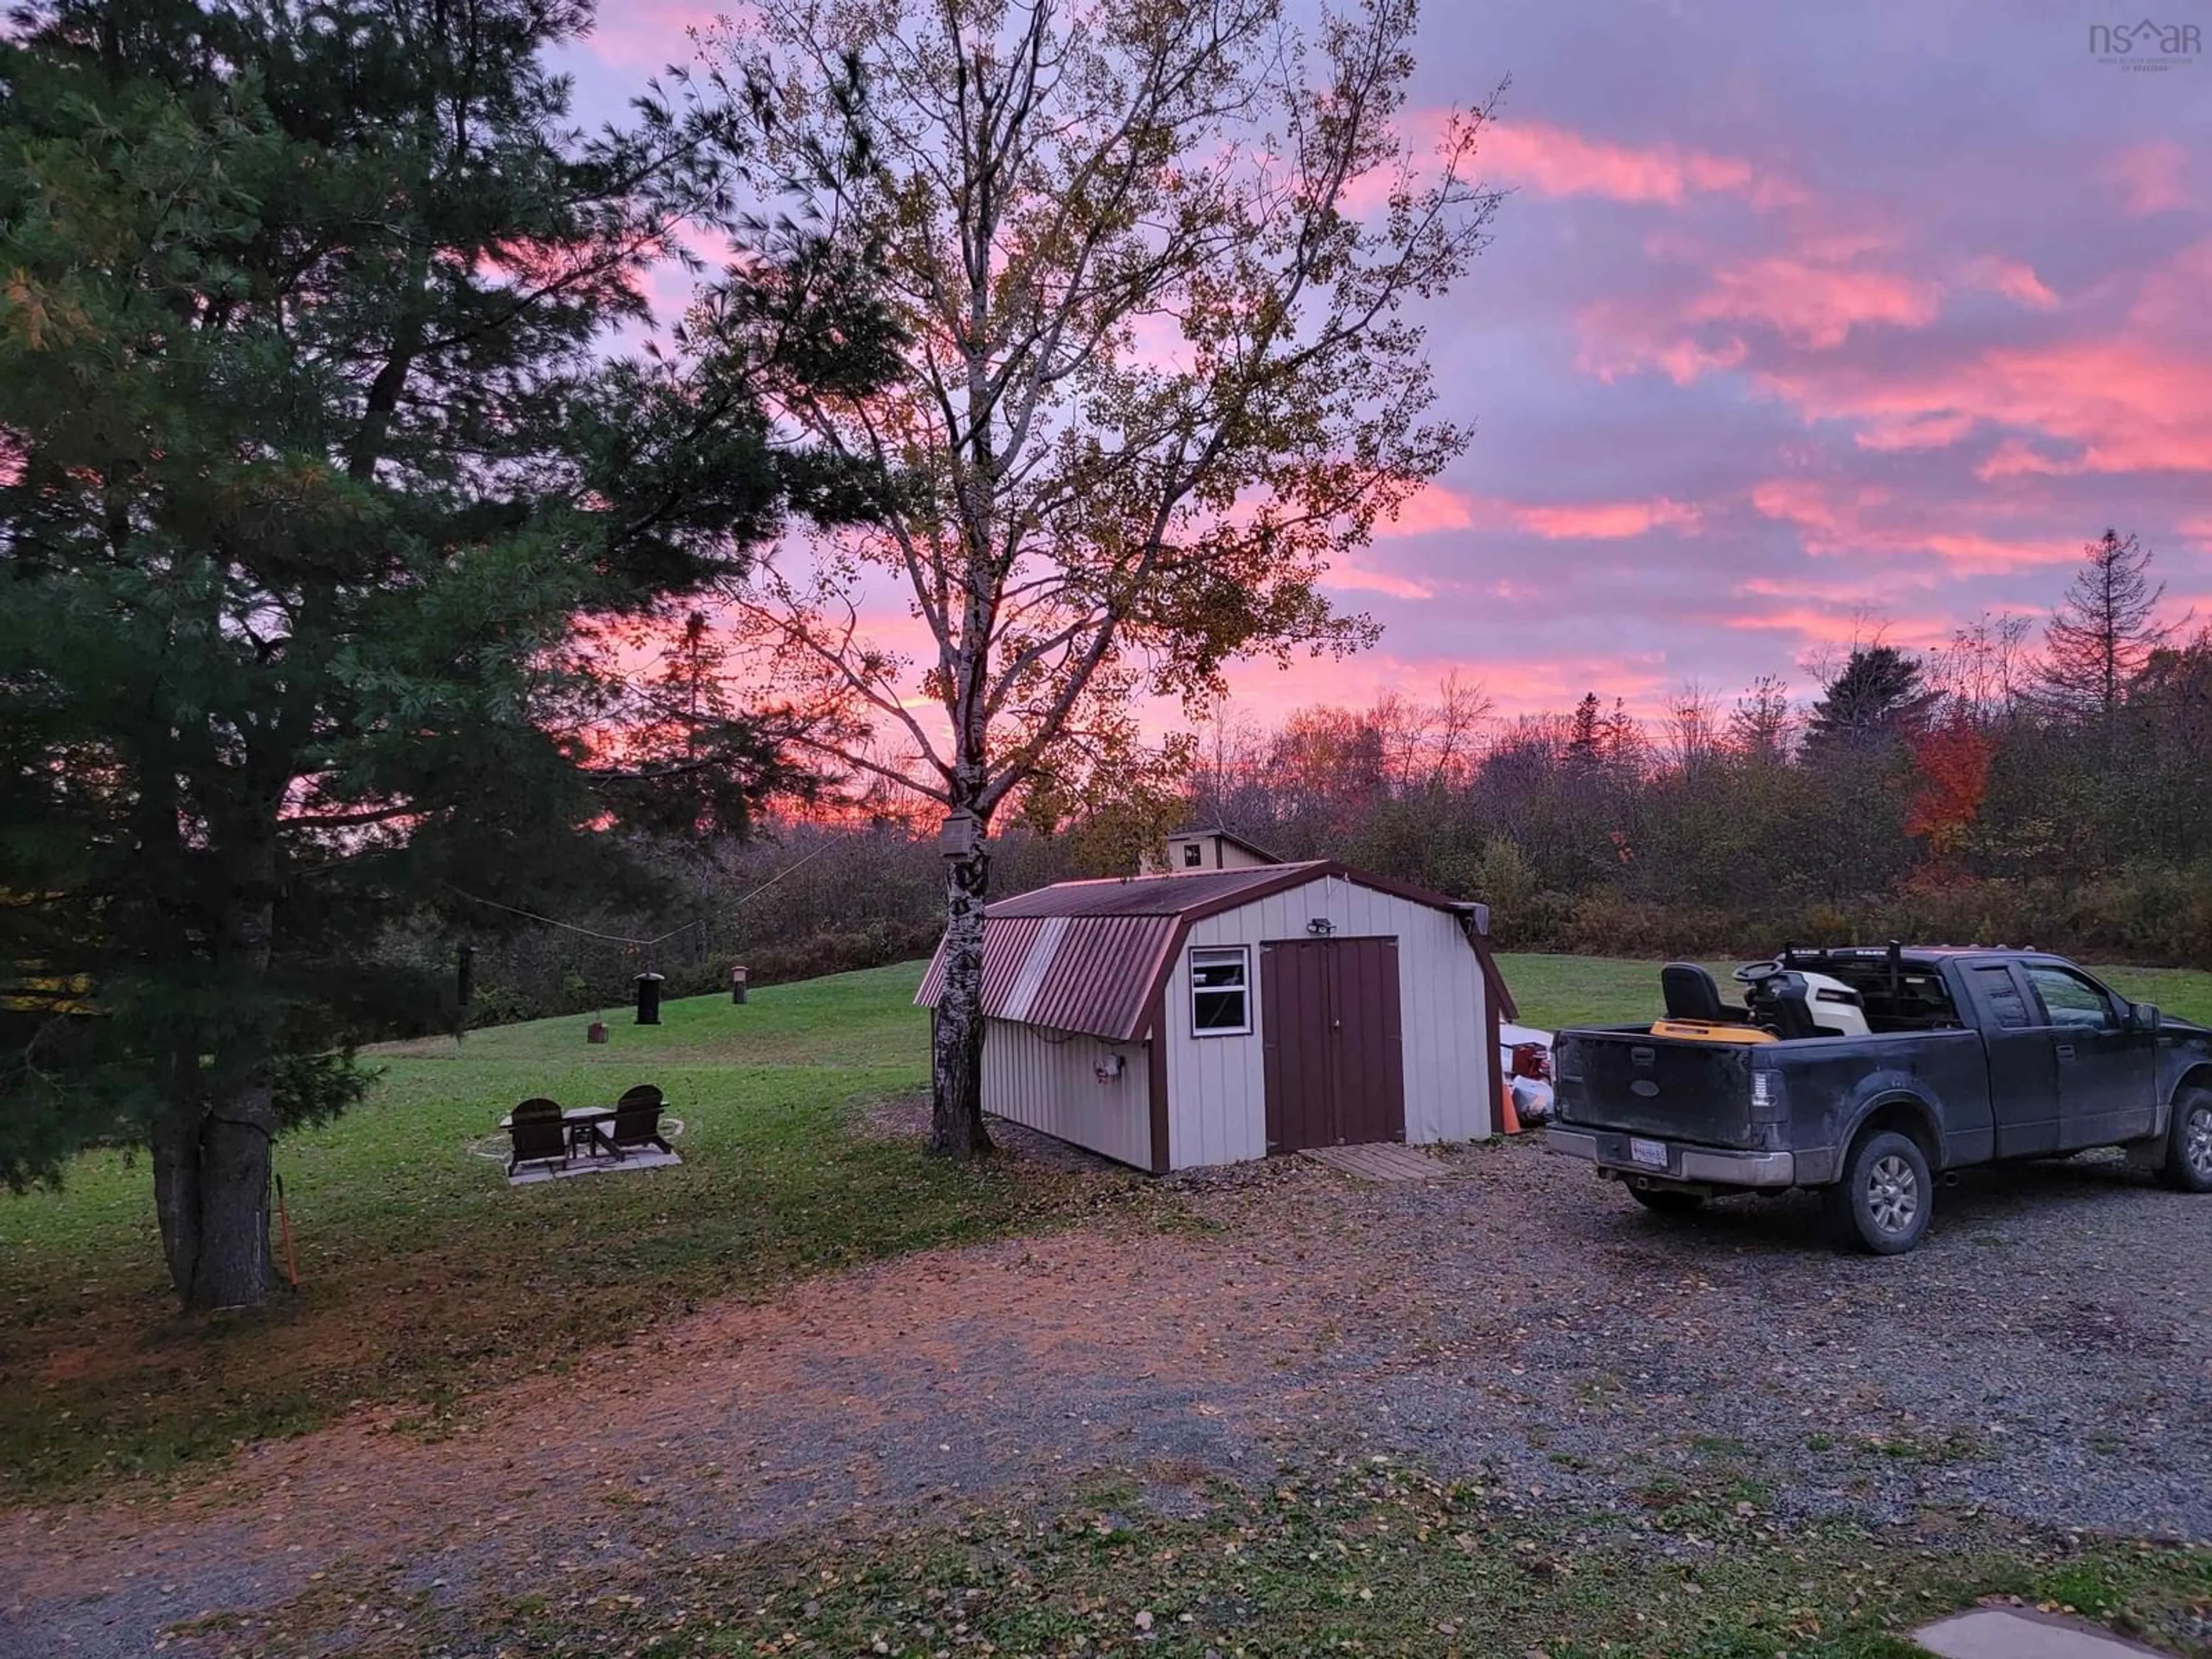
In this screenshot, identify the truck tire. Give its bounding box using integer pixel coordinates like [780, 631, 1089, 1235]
[1628, 1185, 1706, 1215]
[1825, 1129, 1932, 1255]
[2157, 1086, 2212, 1194]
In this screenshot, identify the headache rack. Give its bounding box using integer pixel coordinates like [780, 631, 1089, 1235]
[1777, 941, 1963, 1032]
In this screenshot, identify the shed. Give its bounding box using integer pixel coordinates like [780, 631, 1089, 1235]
[916, 861, 1517, 1172]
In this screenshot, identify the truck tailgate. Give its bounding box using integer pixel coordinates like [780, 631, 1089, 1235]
[1554, 1029, 1766, 1149]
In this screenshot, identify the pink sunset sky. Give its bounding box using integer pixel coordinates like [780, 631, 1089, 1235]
[562, 2, 2212, 724]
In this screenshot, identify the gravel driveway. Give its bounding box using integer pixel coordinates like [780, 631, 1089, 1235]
[5, 1138, 2207, 1655]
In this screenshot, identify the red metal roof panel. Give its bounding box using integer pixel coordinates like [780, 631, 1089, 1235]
[984, 863, 1330, 919]
[915, 911, 1175, 1041]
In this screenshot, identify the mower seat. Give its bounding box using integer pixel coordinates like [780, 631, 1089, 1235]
[1660, 963, 1733, 1025]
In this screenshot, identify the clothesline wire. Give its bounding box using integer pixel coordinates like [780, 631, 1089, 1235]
[444, 840, 833, 947]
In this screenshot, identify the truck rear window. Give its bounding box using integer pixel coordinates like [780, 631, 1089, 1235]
[1819, 962, 1960, 1031]
[1969, 964, 2031, 1028]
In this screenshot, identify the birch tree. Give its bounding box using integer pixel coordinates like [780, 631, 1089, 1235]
[704, 0, 1500, 1155]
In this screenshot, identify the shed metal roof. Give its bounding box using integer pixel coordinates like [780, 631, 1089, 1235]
[987, 862, 1325, 919]
[916, 859, 1517, 1041]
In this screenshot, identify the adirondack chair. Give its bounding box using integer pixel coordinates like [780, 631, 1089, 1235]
[589, 1084, 673, 1159]
[506, 1097, 570, 1176]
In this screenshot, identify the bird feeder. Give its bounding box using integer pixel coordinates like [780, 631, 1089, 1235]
[634, 971, 665, 1025]
[730, 963, 748, 1005]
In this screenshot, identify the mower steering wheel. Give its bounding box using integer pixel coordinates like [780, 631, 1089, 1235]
[1733, 959, 1787, 985]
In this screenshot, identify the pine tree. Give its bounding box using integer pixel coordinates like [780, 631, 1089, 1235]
[0, 0, 894, 1308]
[2039, 529, 2169, 721]
[1805, 646, 1937, 752]
[1728, 674, 1795, 763]
[1566, 693, 1604, 769]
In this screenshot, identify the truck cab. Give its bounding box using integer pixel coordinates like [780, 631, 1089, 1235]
[1546, 946, 2212, 1253]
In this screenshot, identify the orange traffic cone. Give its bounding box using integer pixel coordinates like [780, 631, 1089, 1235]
[1498, 1074, 1522, 1137]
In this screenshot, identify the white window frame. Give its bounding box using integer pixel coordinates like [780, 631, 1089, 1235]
[1189, 945, 1252, 1037]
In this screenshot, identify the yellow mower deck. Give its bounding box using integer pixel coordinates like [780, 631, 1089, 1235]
[1648, 1018, 1777, 1044]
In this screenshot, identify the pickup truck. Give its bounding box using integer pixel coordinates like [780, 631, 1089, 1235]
[1544, 946, 2212, 1253]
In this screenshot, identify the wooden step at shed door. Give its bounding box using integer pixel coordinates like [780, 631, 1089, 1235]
[1260, 936, 1407, 1151]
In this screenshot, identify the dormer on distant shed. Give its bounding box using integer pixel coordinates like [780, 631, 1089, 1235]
[1142, 827, 1281, 876]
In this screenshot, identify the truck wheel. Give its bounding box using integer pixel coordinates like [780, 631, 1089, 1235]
[1825, 1130, 1932, 1255]
[2157, 1087, 2212, 1194]
[1628, 1185, 1706, 1215]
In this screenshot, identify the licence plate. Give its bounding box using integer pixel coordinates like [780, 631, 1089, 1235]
[1629, 1137, 1668, 1169]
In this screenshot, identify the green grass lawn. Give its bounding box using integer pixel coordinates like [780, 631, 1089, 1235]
[0, 962, 1145, 1504]
[7, 948, 2211, 1512]
[271, 1456, 2212, 1658]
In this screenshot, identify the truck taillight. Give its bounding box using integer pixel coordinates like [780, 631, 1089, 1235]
[1749, 1068, 1782, 1122]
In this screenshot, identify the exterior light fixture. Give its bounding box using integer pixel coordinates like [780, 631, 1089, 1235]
[1306, 917, 1335, 936]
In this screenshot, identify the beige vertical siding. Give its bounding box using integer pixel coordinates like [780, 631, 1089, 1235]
[1161, 875, 1494, 1169]
[981, 1017, 1153, 1169]
[1142, 833, 1277, 875]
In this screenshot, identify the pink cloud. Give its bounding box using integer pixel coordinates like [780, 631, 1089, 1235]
[1479, 118, 1797, 209]
[1752, 477, 2080, 573]
[1749, 478, 1888, 538]
[1575, 225, 1945, 373]
[577, 4, 726, 69]
[1716, 605, 1954, 647]
[1377, 482, 1476, 536]
[1321, 562, 1435, 601]
[1975, 438, 2078, 480]
[1214, 648, 1675, 724]
[1377, 486, 1706, 541]
[1740, 571, 1941, 603]
[2127, 238, 2212, 332]
[1576, 232, 2077, 400]
[1508, 497, 1702, 539]
[1961, 255, 2059, 310]
[1687, 257, 1940, 347]
[2101, 141, 2195, 214]
[1853, 410, 1978, 452]
[1762, 336, 2212, 476]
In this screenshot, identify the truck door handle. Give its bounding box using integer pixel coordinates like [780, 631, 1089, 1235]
[2056, 1043, 2075, 1060]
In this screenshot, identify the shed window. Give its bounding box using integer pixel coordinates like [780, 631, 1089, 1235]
[1182, 841, 1204, 867]
[1190, 947, 1251, 1035]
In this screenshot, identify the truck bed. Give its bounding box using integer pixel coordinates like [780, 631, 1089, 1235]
[1554, 1023, 1993, 1173]
[1554, 1026, 1771, 1149]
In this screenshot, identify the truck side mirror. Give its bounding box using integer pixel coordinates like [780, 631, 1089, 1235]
[2131, 1001, 2162, 1032]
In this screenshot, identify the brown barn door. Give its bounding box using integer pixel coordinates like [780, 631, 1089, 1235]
[1261, 937, 1406, 1150]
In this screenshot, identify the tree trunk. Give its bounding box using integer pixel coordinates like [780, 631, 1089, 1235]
[150, 1103, 203, 1301]
[185, 1080, 276, 1309]
[150, 849, 282, 1310]
[150, 1081, 275, 1310]
[929, 844, 994, 1160]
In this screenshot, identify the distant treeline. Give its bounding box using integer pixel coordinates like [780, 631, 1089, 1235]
[376, 825, 1090, 1033]
[1185, 531, 2212, 967]
[407, 530, 2212, 1031]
